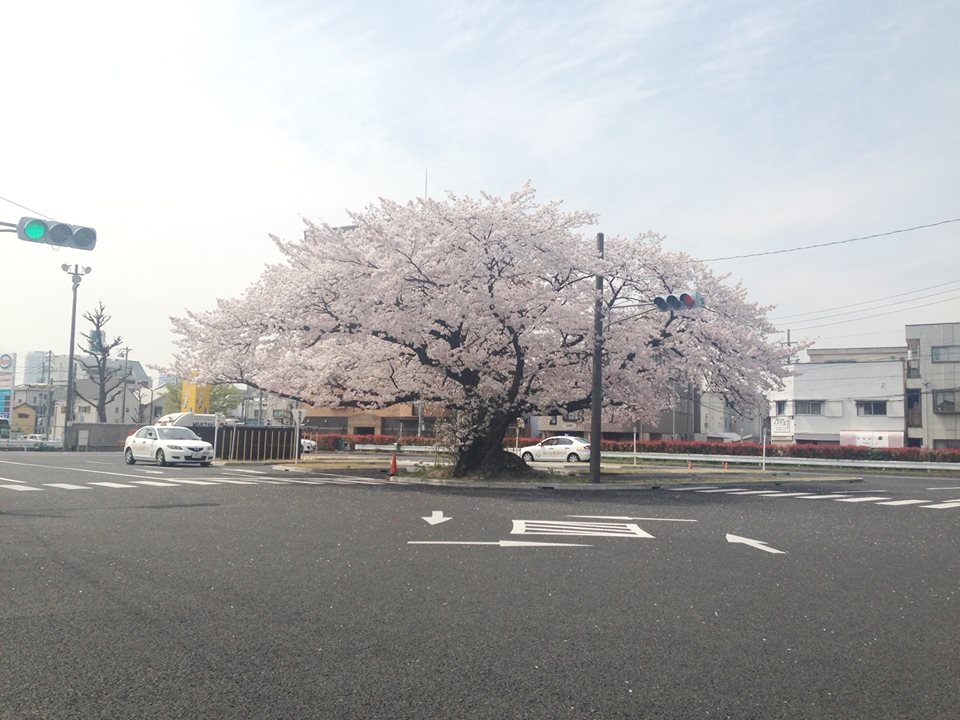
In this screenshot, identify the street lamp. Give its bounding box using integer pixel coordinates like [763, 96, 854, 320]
[62, 264, 92, 449]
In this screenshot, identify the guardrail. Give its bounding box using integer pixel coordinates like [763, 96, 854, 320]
[354, 443, 445, 454]
[0, 439, 47, 451]
[604, 451, 960, 473]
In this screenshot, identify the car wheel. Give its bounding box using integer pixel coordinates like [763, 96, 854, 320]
[566, 453, 581, 463]
[155, 449, 167, 466]
[521, 452, 534, 462]
[124, 448, 136, 465]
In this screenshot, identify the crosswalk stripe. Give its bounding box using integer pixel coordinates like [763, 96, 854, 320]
[875, 499, 929, 506]
[44, 483, 91, 490]
[166, 479, 218, 485]
[760, 492, 819, 497]
[833, 496, 891, 503]
[696, 488, 748, 493]
[920, 502, 960, 509]
[89, 482, 136, 488]
[796, 494, 851, 500]
[1, 484, 42, 491]
[131, 481, 179, 487]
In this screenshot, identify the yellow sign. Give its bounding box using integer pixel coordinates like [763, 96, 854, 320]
[181, 382, 211, 414]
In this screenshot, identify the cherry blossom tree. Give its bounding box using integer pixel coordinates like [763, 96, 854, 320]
[171, 185, 788, 476]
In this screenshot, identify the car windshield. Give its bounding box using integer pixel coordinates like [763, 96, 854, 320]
[158, 427, 200, 441]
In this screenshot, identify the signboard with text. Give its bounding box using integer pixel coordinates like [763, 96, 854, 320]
[0, 352, 16, 421]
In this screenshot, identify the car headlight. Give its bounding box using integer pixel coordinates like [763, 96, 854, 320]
[168, 444, 184, 450]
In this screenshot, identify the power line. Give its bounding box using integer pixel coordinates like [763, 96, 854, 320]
[0, 193, 54, 221]
[770, 279, 960, 322]
[701, 217, 960, 262]
[776, 292, 960, 332]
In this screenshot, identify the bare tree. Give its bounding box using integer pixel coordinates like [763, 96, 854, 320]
[75, 302, 126, 423]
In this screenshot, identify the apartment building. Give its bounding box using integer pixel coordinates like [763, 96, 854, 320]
[768, 349, 907, 446]
[905, 323, 960, 449]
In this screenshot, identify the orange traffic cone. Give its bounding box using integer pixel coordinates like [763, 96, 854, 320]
[389, 452, 398, 478]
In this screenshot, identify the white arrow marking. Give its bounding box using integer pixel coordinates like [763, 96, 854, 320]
[408, 540, 591, 547]
[725, 534, 786, 554]
[422, 510, 452, 525]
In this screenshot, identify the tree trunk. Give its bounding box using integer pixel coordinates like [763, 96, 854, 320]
[452, 413, 529, 477]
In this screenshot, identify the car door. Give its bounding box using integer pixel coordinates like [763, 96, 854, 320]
[135, 428, 157, 460]
[538, 437, 561, 461]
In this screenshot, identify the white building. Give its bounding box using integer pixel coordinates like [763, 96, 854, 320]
[768, 357, 906, 446]
[905, 323, 960, 449]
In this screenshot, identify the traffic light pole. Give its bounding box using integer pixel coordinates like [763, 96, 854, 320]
[590, 232, 604, 484]
[62, 265, 92, 449]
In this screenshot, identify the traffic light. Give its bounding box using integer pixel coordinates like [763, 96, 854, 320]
[17, 217, 97, 251]
[653, 291, 704, 312]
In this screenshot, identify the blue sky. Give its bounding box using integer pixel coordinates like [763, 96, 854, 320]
[2, 0, 958, 378]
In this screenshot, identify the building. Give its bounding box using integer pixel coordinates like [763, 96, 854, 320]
[767, 348, 907, 446]
[905, 323, 960, 449]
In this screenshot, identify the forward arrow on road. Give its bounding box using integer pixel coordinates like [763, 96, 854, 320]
[725, 534, 786, 554]
[422, 510, 452, 525]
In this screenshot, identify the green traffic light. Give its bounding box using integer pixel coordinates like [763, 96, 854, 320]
[23, 219, 47, 240]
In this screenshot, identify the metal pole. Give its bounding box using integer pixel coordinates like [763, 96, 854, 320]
[63, 271, 80, 448]
[589, 232, 604, 483]
[120, 347, 130, 423]
[61, 265, 91, 449]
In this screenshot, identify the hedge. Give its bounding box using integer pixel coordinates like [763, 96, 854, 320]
[301, 432, 960, 463]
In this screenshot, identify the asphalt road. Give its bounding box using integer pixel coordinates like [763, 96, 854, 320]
[2, 453, 958, 719]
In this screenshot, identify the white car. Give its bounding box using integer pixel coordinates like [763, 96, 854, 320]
[300, 438, 317, 453]
[124, 425, 214, 466]
[518, 436, 591, 463]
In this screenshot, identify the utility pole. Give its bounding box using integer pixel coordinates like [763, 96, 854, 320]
[120, 347, 131, 423]
[589, 232, 604, 484]
[62, 264, 92, 449]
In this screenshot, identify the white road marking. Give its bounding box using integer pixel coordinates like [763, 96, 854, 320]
[672, 486, 718, 492]
[89, 482, 136, 488]
[833, 496, 891, 503]
[408, 540, 592, 548]
[921, 502, 960, 509]
[696, 488, 748, 493]
[512, 519, 654, 538]
[875, 499, 930, 506]
[0, 476, 26, 483]
[130, 481, 179, 487]
[223, 469, 268, 475]
[1, 484, 42, 491]
[166, 479, 218, 485]
[796, 494, 852, 500]
[423, 511, 452, 525]
[567, 515, 697, 523]
[44, 483, 91, 490]
[726, 490, 782, 495]
[760, 492, 819, 497]
[726, 534, 786, 554]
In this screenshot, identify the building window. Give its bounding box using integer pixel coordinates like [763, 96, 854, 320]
[931, 346, 960, 363]
[795, 400, 823, 415]
[549, 415, 558, 425]
[775, 400, 787, 416]
[857, 401, 887, 416]
[563, 410, 584, 422]
[933, 391, 957, 413]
